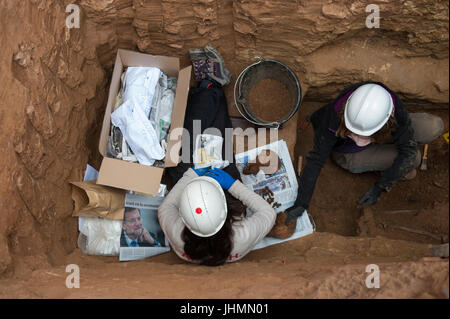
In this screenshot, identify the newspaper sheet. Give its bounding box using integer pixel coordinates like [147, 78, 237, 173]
[235, 140, 298, 212]
[235, 140, 315, 249]
[80, 165, 170, 260]
[79, 164, 100, 232]
[119, 191, 171, 261]
[252, 211, 314, 251]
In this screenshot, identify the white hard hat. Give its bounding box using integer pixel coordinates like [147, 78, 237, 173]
[179, 176, 227, 237]
[344, 83, 394, 136]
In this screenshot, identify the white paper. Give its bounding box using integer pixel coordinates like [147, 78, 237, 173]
[193, 134, 229, 169]
[235, 140, 315, 249]
[83, 164, 99, 181]
[157, 88, 175, 142]
[235, 140, 298, 212]
[119, 190, 170, 261]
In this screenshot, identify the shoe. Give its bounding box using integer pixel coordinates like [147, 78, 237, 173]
[189, 48, 209, 82]
[204, 45, 232, 86]
[402, 168, 417, 180]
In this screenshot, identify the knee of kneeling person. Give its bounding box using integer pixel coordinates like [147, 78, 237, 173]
[412, 113, 445, 144]
[428, 115, 445, 142]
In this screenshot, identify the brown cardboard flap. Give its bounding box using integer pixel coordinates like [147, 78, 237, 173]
[99, 53, 123, 156]
[165, 66, 192, 167]
[118, 49, 179, 78]
[97, 157, 163, 195]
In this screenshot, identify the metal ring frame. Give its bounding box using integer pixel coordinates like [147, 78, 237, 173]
[233, 57, 302, 129]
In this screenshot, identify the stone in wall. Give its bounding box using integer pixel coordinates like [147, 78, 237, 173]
[0, 0, 107, 275]
[232, 0, 449, 103]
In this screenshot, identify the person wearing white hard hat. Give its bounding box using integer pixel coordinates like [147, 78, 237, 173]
[159, 166, 275, 266]
[158, 50, 276, 266]
[285, 81, 444, 225]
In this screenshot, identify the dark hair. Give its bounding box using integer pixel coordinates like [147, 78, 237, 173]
[182, 193, 246, 266]
[124, 207, 140, 214]
[336, 107, 397, 143]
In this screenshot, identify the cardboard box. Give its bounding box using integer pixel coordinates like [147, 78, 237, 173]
[97, 49, 191, 195]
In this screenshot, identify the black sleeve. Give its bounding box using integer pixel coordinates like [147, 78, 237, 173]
[295, 109, 339, 209]
[375, 99, 417, 192]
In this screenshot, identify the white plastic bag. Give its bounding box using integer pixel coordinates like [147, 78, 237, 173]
[111, 99, 165, 165]
[124, 67, 162, 118]
[78, 217, 122, 256]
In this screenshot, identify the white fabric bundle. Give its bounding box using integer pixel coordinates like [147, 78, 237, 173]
[111, 99, 165, 165]
[124, 67, 162, 118]
[78, 217, 122, 256]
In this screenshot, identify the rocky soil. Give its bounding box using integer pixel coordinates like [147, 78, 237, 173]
[0, 0, 448, 298]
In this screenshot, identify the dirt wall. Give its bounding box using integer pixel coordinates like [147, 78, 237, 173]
[0, 0, 448, 278]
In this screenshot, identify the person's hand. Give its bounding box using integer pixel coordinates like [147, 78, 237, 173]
[193, 167, 209, 176]
[358, 185, 383, 209]
[285, 205, 305, 225]
[139, 228, 155, 245]
[268, 212, 297, 239]
[205, 168, 236, 190]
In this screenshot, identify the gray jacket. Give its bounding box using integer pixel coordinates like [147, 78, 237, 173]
[158, 168, 276, 263]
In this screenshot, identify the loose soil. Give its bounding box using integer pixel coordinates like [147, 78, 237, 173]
[1, 53, 448, 298]
[0, 232, 447, 299]
[248, 78, 293, 123]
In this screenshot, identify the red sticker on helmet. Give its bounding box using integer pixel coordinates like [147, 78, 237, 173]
[195, 207, 202, 214]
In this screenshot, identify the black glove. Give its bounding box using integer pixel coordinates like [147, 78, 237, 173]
[358, 185, 383, 209]
[285, 205, 305, 225]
